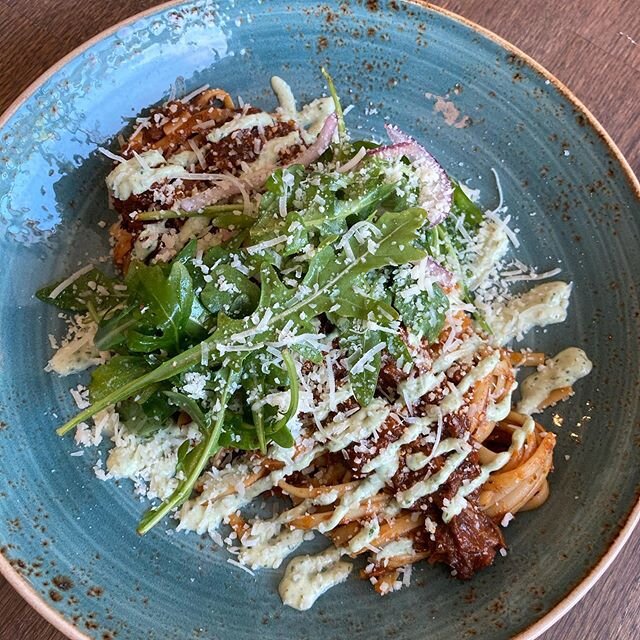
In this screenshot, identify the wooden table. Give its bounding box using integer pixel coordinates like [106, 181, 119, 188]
[0, 1, 638, 638]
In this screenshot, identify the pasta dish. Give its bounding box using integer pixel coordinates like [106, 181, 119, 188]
[38, 71, 592, 609]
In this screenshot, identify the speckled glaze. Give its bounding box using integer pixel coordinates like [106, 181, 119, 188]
[1, 1, 639, 639]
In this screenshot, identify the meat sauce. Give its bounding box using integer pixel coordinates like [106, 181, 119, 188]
[341, 342, 504, 579]
[110, 104, 304, 269]
[112, 117, 299, 221]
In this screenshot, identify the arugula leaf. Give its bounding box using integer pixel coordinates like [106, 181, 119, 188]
[215, 207, 428, 349]
[36, 267, 124, 314]
[462, 285, 493, 336]
[301, 182, 396, 231]
[271, 426, 295, 448]
[136, 361, 242, 535]
[165, 389, 271, 451]
[126, 329, 178, 353]
[344, 327, 383, 406]
[252, 405, 266, 454]
[321, 67, 345, 141]
[291, 342, 323, 365]
[90, 355, 174, 435]
[207, 211, 256, 229]
[57, 340, 208, 435]
[57, 206, 430, 436]
[351, 140, 380, 152]
[173, 238, 198, 266]
[265, 350, 299, 436]
[163, 390, 208, 430]
[441, 182, 485, 254]
[172, 240, 218, 339]
[125, 261, 195, 353]
[386, 332, 413, 369]
[200, 264, 260, 318]
[89, 355, 152, 403]
[298, 208, 428, 318]
[250, 166, 306, 241]
[248, 194, 312, 260]
[451, 181, 484, 228]
[219, 413, 261, 450]
[393, 281, 449, 343]
[118, 389, 175, 437]
[264, 164, 306, 197]
[136, 205, 254, 228]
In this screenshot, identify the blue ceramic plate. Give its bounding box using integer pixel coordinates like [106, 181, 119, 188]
[1, 2, 639, 639]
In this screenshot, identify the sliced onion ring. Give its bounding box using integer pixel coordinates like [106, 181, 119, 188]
[368, 124, 453, 226]
[426, 256, 454, 288]
[289, 112, 338, 167]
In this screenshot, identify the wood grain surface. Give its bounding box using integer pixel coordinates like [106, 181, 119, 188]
[0, 1, 638, 639]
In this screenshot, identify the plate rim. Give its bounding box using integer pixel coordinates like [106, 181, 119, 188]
[0, 1, 638, 639]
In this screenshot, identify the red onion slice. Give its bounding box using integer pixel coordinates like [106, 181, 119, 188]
[368, 124, 453, 226]
[367, 141, 416, 161]
[178, 172, 267, 213]
[409, 256, 454, 294]
[288, 113, 338, 167]
[176, 113, 338, 212]
[425, 257, 454, 288]
[385, 123, 414, 146]
[178, 181, 239, 213]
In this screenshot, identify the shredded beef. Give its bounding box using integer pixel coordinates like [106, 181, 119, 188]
[377, 353, 409, 392]
[377, 329, 436, 394]
[110, 110, 303, 267]
[123, 98, 238, 158]
[387, 408, 504, 578]
[423, 504, 504, 579]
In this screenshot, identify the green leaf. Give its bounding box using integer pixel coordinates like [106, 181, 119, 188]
[208, 211, 256, 229]
[200, 264, 260, 318]
[264, 164, 306, 197]
[451, 181, 484, 228]
[173, 238, 197, 265]
[265, 350, 299, 437]
[137, 360, 243, 535]
[219, 413, 261, 450]
[36, 267, 124, 314]
[253, 405, 266, 454]
[125, 261, 195, 352]
[291, 342, 323, 365]
[202, 245, 233, 267]
[271, 426, 294, 448]
[163, 391, 207, 430]
[345, 328, 383, 406]
[250, 166, 306, 242]
[394, 282, 449, 343]
[386, 333, 413, 369]
[118, 389, 175, 437]
[301, 183, 396, 231]
[300, 208, 428, 320]
[135, 205, 254, 228]
[321, 66, 345, 141]
[56, 339, 208, 436]
[440, 182, 485, 254]
[57, 207, 430, 435]
[351, 140, 380, 152]
[462, 285, 493, 336]
[93, 305, 138, 351]
[88, 355, 152, 403]
[126, 329, 178, 353]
